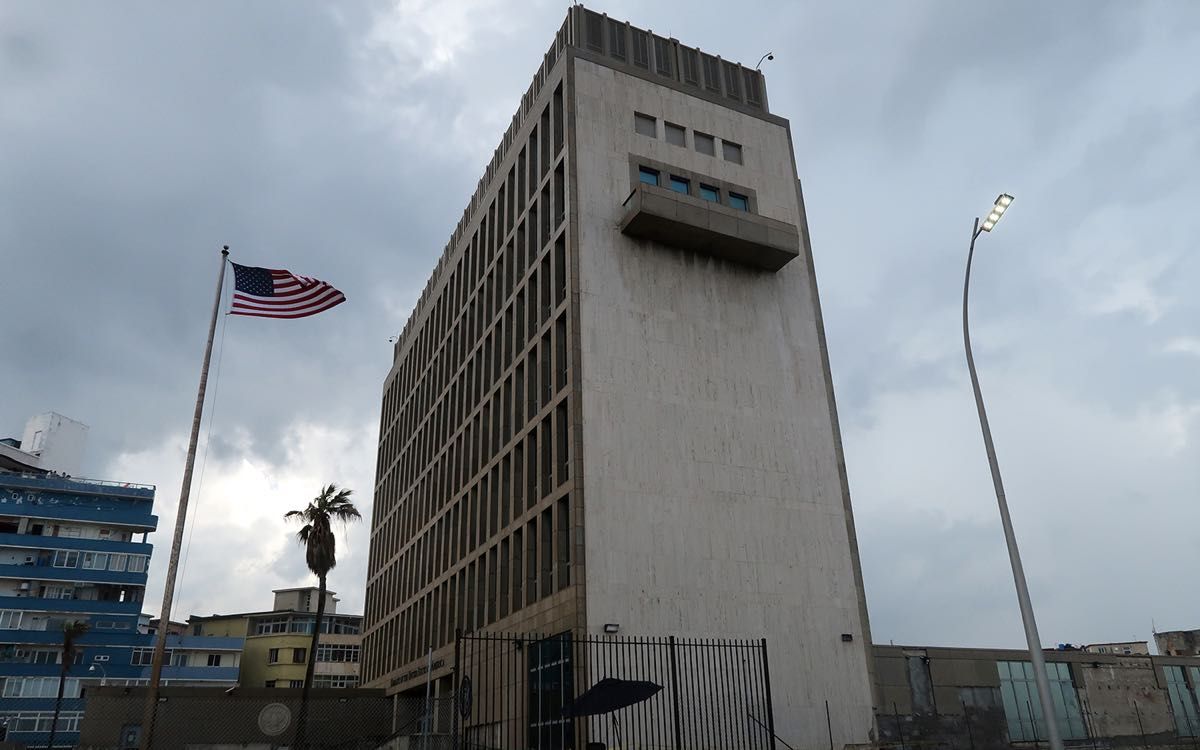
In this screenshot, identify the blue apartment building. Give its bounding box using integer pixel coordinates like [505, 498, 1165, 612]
[0, 471, 242, 747]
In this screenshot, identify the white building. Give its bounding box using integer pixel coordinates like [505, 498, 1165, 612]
[364, 7, 877, 748]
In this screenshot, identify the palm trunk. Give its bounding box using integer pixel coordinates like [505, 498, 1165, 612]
[294, 573, 327, 749]
[46, 658, 68, 749]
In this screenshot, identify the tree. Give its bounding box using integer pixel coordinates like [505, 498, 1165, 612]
[45, 619, 89, 749]
[284, 484, 360, 748]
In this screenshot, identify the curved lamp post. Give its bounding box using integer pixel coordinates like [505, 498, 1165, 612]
[963, 194, 1063, 750]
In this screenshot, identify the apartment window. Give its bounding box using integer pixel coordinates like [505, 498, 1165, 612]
[669, 176, 689, 195]
[694, 132, 715, 156]
[0, 611, 20, 629]
[313, 675, 360, 689]
[44, 585, 73, 599]
[722, 140, 744, 164]
[268, 648, 281, 664]
[206, 654, 222, 667]
[130, 648, 158, 666]
[293, 648, 307, 664]
[633, 113, 656, 138]
[638, 166, 659, 187]
[265, 680, 277, 688]
[109, 554, 128, 572]
[127, 555, 146, 573]
[289, 679, 304, 688]
[665, 122, 686, 147]
[700, 184, 719, 202]
[255, 617, 288, 635]
[52, 550, 79, 568]
[729, 192, 749, 211]
[81, 552, 109, 570]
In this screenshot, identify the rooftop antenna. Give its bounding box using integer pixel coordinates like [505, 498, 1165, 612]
[755, 51, 774, 71]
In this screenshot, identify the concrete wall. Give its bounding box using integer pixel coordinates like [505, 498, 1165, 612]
[572, 55, 875, 749]
[875, 645, 1200, 748]
[21, 412, 88, 475]
[1157, 630, 1200, 656]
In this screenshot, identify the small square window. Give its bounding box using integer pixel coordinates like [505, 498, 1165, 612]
[207, 654, 222, 667]
[665, 122, 686, 147]
[729, 192, 749, 211]
[722, 140, 744, 164]
[634, 113, 656, 138]
[694, 132, 715, 156]
[669, 176, 689, 194]
[267, 648, 280, 664]
[293, 648, 307, 664]
[700, 184, 719, 202]
[638, 166, 660, 186]
[264, 680, 276, 688]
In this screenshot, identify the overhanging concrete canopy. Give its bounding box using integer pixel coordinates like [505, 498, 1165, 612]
[619, 183, 801, 272]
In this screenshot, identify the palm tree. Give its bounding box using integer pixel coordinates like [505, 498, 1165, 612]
[45, 619, 88, 749]
[284, 484, 360, 748]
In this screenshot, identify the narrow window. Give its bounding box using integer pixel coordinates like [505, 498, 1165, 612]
[633, 113, 656, 138]
[694, 132, 715, 156]
[665, 122, 686, 147]
[669, 176, 690, 195]
[638, 166, 659, 186]
[722, 140, 744, 164]
[729, 192, 749, 211]
[700, 184, 719, 202]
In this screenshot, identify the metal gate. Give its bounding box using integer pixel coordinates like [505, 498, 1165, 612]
[452, 630, 775, 750]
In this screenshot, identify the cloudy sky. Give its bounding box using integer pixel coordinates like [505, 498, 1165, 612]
[1, 1, 1197, 649]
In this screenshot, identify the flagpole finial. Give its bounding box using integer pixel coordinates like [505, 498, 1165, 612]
[221, 245, 229, 256]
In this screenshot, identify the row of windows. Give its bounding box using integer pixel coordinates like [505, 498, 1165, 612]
[367, 77, 576, 684]
[264, 679, 305, 689]
[1, 676, 82, 699]
[312, 674, 360, 688]
[363, 495, 572, 684]
[637, 166, 749, 211]
[315, 643, 360, 663]
[0, 711, 82, 734]
[634, 112, 744, 164]
[369, 335, 572, 629]
[252, 616, 361, 636]
[50, 550, 146, 572]
[0, 610, 132, 631]
[267, 647, 307, 665]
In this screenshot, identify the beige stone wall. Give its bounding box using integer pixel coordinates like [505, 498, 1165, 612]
[572, 55, 875, 749]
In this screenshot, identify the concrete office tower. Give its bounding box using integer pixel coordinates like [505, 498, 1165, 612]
[363, 6, 876, 746]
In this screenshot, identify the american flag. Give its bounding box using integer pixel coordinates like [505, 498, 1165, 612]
[229, 263, 346, 319]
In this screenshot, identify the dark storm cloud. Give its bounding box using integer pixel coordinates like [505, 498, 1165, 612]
[3, 1, 1198, 645]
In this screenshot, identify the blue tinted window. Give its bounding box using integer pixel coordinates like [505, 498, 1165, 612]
[729, 192, 749, 211]
[639, 167, 659, 186]
[700, 185, 719, 202]
[669, 176, 689, 194]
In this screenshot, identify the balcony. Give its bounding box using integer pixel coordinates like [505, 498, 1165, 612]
[0, 532, 151, 555]
[0, 563, 146, 587]
[0, 595, 142, 616]
[0, 473, 154, 500]
[620, 182, 800, 272]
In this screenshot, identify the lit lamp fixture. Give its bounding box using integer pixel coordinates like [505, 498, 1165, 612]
[979, 194, 1014, 233]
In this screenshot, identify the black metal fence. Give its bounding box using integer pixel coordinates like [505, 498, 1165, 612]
[453, 630, 775, 750]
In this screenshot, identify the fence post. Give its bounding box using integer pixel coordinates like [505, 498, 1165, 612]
[453, 628, 462, 750]
[761, 638, 776, 750]
[668, 636, 683, 750]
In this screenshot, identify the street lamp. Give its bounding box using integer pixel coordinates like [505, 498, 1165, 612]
[89, 663, 108, 687]
[962, 194, 1063, 750]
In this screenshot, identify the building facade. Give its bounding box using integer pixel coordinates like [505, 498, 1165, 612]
[876, 643, 1200, 747]
[1082, 641, 1150, 656]
[1157, 630, 1200, 657]
[190, 587, 362, 689]
[0, 466, 239, 747]
[362, 7, 875, 748]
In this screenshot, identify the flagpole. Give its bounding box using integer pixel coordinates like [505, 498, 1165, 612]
[139, 245, 230, 750]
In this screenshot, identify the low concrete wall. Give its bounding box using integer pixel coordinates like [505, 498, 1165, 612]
[874, 645, 1200, 749]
